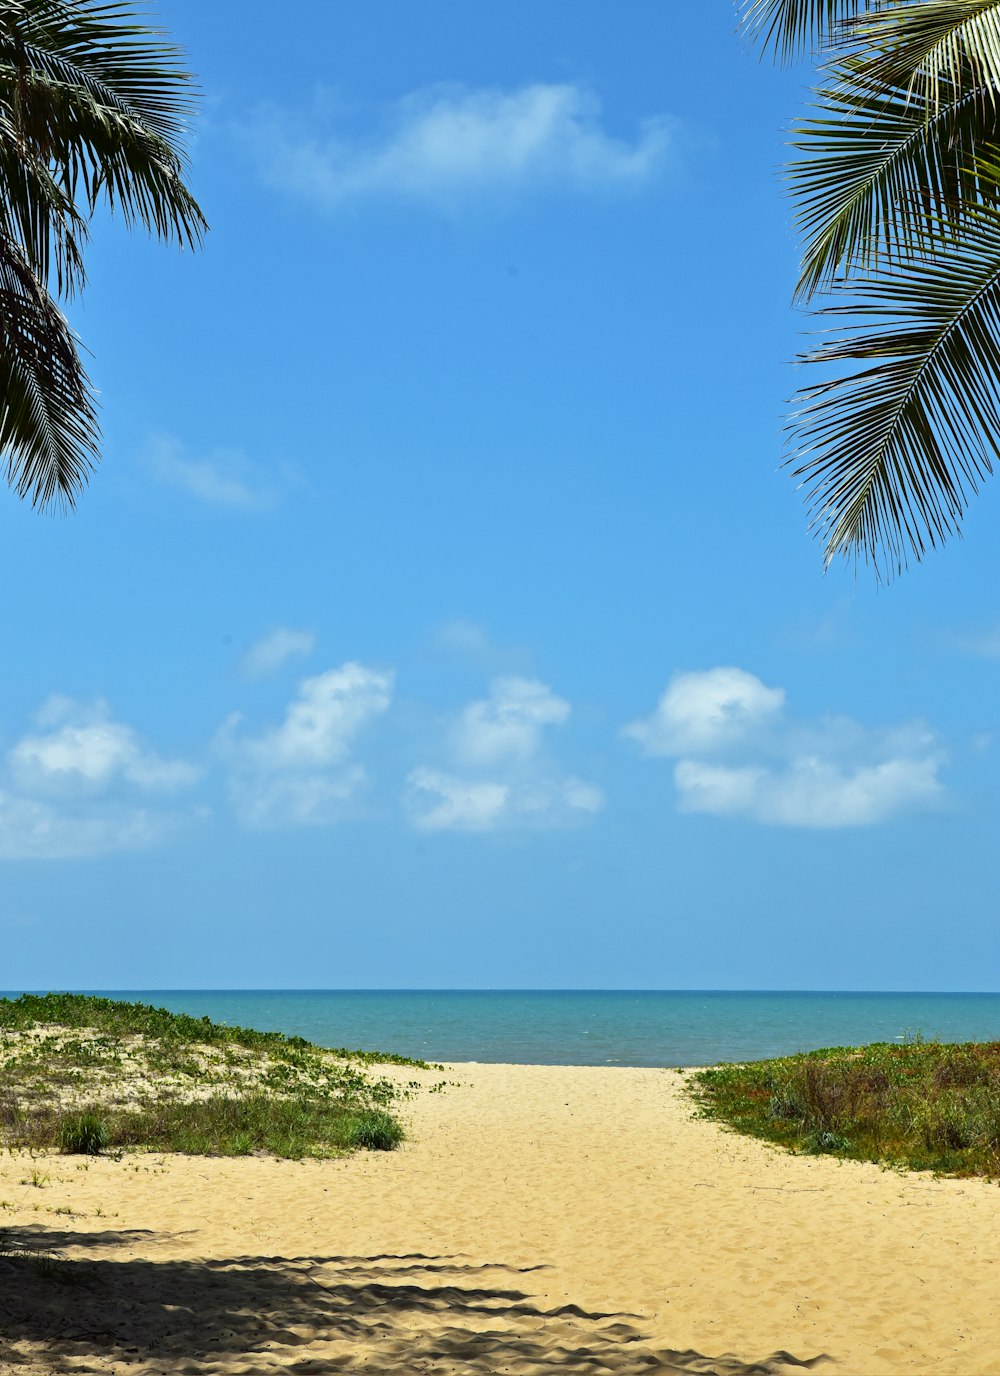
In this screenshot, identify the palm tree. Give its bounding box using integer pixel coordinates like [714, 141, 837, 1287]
[0, 0, 206, 509]
[743, 0, 1000, 577]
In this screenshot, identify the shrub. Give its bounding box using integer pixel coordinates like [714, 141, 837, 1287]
[347, 1111, 404, 1151]
[59, 1112, 109, 1155]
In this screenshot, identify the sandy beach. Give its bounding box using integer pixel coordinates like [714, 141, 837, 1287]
[1, 1061, 999, 1375]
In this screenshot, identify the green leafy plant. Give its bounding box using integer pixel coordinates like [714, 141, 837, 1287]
[0, 993, 418, 1160]
[691, 1039, 1000, 1176]
[346, 1111, 405, 1152]
[742, 0, 1000, 577]
[59, 1111, 109, 1155]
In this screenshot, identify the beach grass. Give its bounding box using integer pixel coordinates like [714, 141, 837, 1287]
[0, 993, 423, 1159]
[690, 1039, 1000, 1177]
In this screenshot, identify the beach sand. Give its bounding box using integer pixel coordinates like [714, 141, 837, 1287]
[1, 1061, 998, 1375]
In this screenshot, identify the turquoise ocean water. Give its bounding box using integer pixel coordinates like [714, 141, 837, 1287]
[10, 990, 1000, 1066]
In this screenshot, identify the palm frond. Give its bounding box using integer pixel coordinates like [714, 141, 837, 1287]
[790, 62, 993, 298]
[790, 194, 1000, 578]
[849, 0, 1000, 113]
[0, 229, 97, 509]
[739, 0, 872, 62]
[0, 0, 207, 250]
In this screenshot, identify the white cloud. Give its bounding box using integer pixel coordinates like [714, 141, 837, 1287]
[229, 767, 368, 831]
[674, 756, 944, 828]
[454, 676, 570, 766]
[406, 769, 509, 833]
[406, 676, 602, 833]
[952, 624, 1000, 659]
[406, 767, 602, 834]
[0, 697, 202, 860]
[241, 627, 316, 679]
[218, 662, 393, 828]
[623, 667, 785, 756]
[10, 698, 198, 796]
[435, 618, 492, 657]
[144, 435, 277, 511]
[252, 83, 675, 209]
[628, 667, 947, 829]
[0, 794, 195, 860]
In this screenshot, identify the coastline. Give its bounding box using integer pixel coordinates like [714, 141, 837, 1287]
[2, 1060, 998, 1374]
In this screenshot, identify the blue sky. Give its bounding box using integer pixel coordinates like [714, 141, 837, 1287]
[2, 0, 998, 991]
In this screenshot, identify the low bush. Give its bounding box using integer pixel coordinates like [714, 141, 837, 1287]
[59, 1112, 109, 1155]
[690, 1040, 1000, 1177]
[346, 1110, 405, 1151]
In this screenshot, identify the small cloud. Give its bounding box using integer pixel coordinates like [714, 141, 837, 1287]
[218, 662, 393, 828]
[627, 666, 947, 829]
[406, 767, 602, 833]
[144, 435, 277, 511]
[674, 755, 944, 828]
[623, 667, 785, 757]
[9, 698, 199, 796]
[406, 675, 602, 833]
[249, 83, 676, 210]
[241, 627, 316, 679]
[951, 624, 1000, 659]
[228, 766, 368, 831]
[0, 794, 201, 860]
[431, 619, 531, 674]
[435, 618, 493, 657]
[0, 697, 204, 860]
[454, 677, 570, 767]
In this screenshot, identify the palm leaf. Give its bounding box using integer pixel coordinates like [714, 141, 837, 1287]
[849, 1, 1000, 113]
[0, 229, 97, 508]
[790, 191, 1000, 577]
[790, 61, 994, 298]
[0, 0, 207, 249]
[739, 0, 872, 62]
[0, 108, 87, 294]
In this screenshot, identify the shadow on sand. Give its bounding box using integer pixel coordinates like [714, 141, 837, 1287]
[0, 1227, 831, 1375]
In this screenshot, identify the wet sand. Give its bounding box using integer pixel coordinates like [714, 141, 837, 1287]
[1, 1061, 998, 1374]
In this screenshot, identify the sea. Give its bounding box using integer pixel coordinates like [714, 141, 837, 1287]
[9, 989, 1000, 1067]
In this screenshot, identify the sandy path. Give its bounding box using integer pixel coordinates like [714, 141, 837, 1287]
[1, 1063, 998, 1375]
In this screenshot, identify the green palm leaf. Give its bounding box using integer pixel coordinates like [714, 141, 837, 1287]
[739, 0, 872, 61]
[0, 0, 207, 249]
[790, 62, 992, 298]
[0, 0, 205, 509]
[851, 0, 1000, 112]
[790, 195, 1000, 577]
[0, 229, 96, 508]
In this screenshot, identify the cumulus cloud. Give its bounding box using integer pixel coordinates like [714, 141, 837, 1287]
[623, 666, 785, 756]
[454, 676, 570, 766]
[407, 767, 602, 834]
[0, 795, 194, 861]
[10, 697, 199, 795]
[240, 627, 316, 679]
[218, 662, 393, 828]
[0, 698, 202, 860]
[144, 435, 277, 511]
[674, 755, 944, 828]
[251, 83, 675, 209]
[626, 668, 947, 828]
[406, 676, 602, 833]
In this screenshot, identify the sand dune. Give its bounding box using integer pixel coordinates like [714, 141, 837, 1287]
[1, 1062, 998, 1374]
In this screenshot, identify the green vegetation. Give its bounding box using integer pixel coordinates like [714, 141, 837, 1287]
[742, 2, 1000, 577]
[691, 1040, 1000, 1177]
[0, 1, 207, 510]
[346, 1110, 405, 1152]
[58, 1111, 108, 1156]
[0, 993, 427, 1160]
